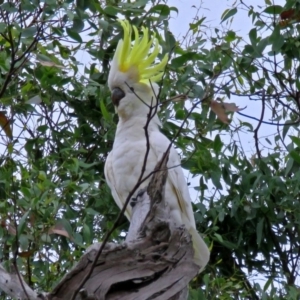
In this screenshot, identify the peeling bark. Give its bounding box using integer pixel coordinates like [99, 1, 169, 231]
[0, 151, 200, 300]
[0, 264, 45, 300]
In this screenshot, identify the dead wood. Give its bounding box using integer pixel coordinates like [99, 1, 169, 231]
[0, 151, 200, 300]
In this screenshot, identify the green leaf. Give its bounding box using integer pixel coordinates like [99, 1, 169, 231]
[149, 4, 170, 17]
[265, 137, 272, 145]
[21, 187, 31, 198]
[83, 224, 91, 243]
[18, 211, 30, 235]
[285, 158, 294, 176]
[66, 28, 82, 43]
[241, 122, 253, 131]
[171, 52, 200, 68]
[170, 6, 179, 15]
[256, 218, 264, 246]
[225, 30, 236, 42]
[289, 150, 300, 164]
[86, 207, 99, 216]
[72, 17, 85, 32]
[164, 30, 176, 52]
[290, 136, 300, 148]
[76, 0, 90, 10]
[1, 2, 18, 12]
[104, 6, 118, 16]
[211, 171, 222, 190]
[0, 22, 6, 33]
[282, 121, 291, 140]
[269, 26, 284, 52]
[19, 234, 29, 250]
[129, 0, 148, 6]
[100, 99, 111, 121]
[213, 134, 223, 153]
[263, 5, 283, 14]
[263, 278, 273, 292]
[22, 27, 37, 38]
[214, 233, 223, 243]
[175, 109, 185, 120]
[257, 37, 269, 54]
[249, 28, 257, 46]
[221, 8, 237, 23]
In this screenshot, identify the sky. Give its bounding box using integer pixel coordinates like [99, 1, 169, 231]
[0, 0, 293, 292]
[168, 0, 287, 159]
[167, 0, 294, 288]
[68, 0, 289, 199]
[5, 0, 288, 198]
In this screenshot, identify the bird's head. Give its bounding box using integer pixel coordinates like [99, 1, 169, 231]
[108, 20, 168, 120]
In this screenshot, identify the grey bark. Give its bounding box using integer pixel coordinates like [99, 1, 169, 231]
[0, 151, 199, 300]
[0, 264, 45, 300]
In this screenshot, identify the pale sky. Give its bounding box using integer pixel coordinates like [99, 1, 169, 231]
[169, 0, 287, 158]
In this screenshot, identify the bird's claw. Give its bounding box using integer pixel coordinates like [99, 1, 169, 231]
[130, 197, 137, 207]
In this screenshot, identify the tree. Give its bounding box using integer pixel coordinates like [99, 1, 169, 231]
[0, 0, 300, 299]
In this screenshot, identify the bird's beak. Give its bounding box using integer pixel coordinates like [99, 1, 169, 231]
[111, 87, 125, 106]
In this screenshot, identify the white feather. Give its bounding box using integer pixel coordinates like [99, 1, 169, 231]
[105, 111, 210, 271]
[105, 38, 209, 270]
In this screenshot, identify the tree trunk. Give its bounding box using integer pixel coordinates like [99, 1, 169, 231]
[0, 152, 199, 300]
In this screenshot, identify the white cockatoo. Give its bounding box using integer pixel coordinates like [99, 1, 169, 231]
[104, 20, 210, 271]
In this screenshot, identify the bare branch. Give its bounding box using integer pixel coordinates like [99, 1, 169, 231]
[253, 90, 265, 159]
[0, 264, 45, 300]
[71, 87, 160, 300]
[48, 150, 198, 300]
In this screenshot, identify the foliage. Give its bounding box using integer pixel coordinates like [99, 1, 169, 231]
[0, 0, 300, 299]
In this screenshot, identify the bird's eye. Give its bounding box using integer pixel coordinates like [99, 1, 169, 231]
[111, 87, 125, 106]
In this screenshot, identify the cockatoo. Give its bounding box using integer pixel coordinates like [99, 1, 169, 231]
[104, 20, 210, 271]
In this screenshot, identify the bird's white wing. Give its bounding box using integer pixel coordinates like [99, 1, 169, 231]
[104, 152, 131, 220]
[149, 130, 210, 271]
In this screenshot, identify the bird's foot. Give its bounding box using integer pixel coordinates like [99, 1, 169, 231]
[130, 197, 137, 207]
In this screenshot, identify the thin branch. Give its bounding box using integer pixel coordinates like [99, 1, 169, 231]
[264, 217, 294, 285]
[253, 90, 265, 159]
[0, 264, 42, 300]
[237, 111, 300, 126]
[71, 86, 159, 300]
[71, 54, 232, 298]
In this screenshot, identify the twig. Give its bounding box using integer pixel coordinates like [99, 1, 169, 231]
[253, 90, 265, 160]
[11, 158, 30, 299]
[71, 84, 159, 300]
[0, 264, 41, 300]
[71, 47, 229, 298]
[237, 111, 300, 126]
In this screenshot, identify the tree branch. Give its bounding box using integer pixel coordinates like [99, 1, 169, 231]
[0, 264, 45, 300]
[47, 149, 198, 300]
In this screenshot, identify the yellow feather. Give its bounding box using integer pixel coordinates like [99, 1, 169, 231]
[114, 19, 168, 84]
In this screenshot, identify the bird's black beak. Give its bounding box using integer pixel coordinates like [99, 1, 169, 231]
[111, 87, 125, 107]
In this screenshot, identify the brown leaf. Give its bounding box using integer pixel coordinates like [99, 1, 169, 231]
[48, 224, 71, 239]
[210, 100, 245, 124]
[280, 9, 295, 20]
[210, 101, 229, 124]
[169, 94, 188, 102]
[163, 94, 189, 105]
[7, 224, 16, 236]
[19, 250, 35, 258]
[1, 220, 16, 235]
[279, 9, 300, 27]
[223, 102, 246, 112]
[0, 111, 12, 139]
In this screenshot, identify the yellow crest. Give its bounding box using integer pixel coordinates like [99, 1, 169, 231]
[115, 20, 168, 83]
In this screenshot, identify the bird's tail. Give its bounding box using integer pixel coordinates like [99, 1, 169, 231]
[189, 227, 210, 272]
